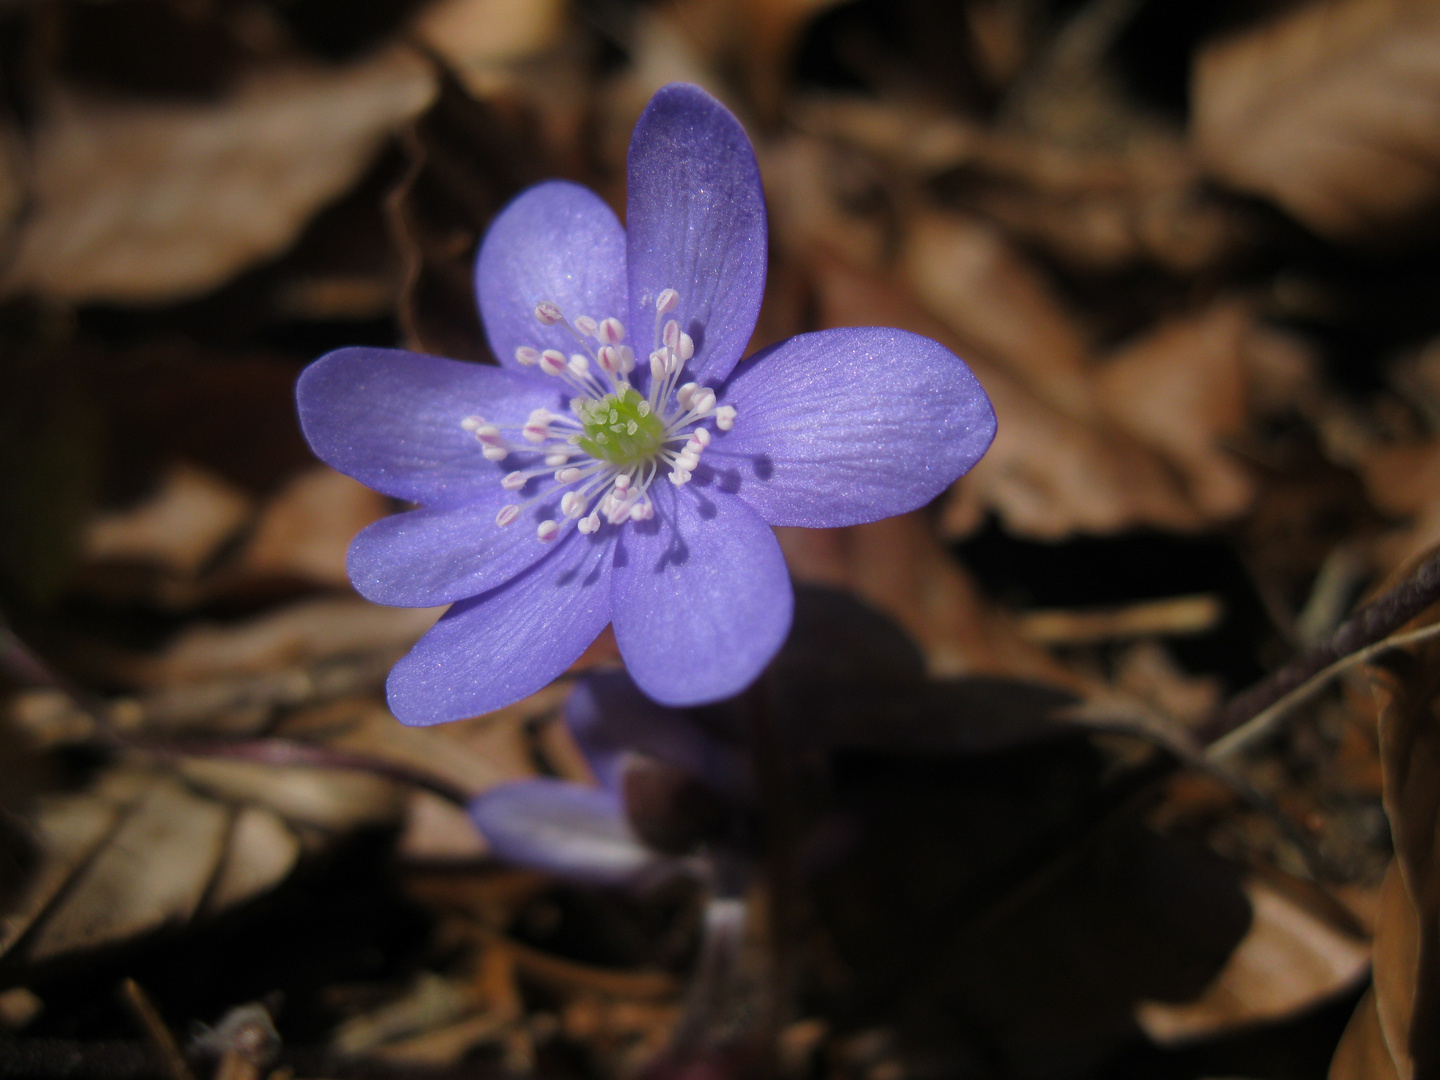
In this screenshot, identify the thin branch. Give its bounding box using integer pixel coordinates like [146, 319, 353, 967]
[1198, 546, 1440, 748]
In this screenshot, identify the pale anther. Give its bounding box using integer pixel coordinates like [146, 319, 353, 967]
[537, 520, 560, 542]
[496, 505, 520, 527]
[599, 318, 625, 344]
[535, 301, 563, 325]
[556, 467, 583, 484]
[502, 472, 527, 491]
[690, 387, 717, 414]
[663, 320, 680, 351]
[677, 382, 698, 410]
[691, 427, 711, 447]
[461, 415, 484, 431]
[540, 349, 568, 376]
[568, 354, 590, 377]
[515, 346, 540, 366]
[574, 315, 598, 337]
[715, 405, 737, 431]
[545, 451, 571, 467]
[656, 288, 679, 314]
[483, 446, 508, 461]
[677, 332, 695, 361]
[561, 492, 587, 518]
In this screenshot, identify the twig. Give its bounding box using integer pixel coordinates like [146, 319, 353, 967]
[118, 979, 194, 1080]
[1207, 621, 1440, 761]
[1198, 546, 1440, 748]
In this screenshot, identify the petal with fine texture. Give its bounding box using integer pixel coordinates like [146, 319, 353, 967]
[297, 347, 562, 507]
[476, 181, 629, 371]
[705, 327, 996, 527]
[626, 84, 766, 386]
[610, 485, 792, 706]
[348, 494, 568, 608]
[387, 529, 615, 724]
[468, 780, 665, 886]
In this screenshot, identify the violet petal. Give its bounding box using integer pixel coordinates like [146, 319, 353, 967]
[469, 779, 662, 886]
[610, 485, 792, 706]
[386, 529, 615, 724]
[626, 84, 766, 386]
[297, 347, 561, 508]
[476, 181, 629, 370]
[566, 672, 748, 798]
[347, 496, 569, 607]
[707, 327, 997, 527]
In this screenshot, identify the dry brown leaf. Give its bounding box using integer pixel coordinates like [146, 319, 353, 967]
[1137, 876, 1370, 1043]
[1, 48, 435, 302]
[0, 792, 124, 959]
[139, 596, 442, 686]
[777, 512, 1085, 690]
[85, 462, 252, 576]
[411, 0, 567, 98]
[901, 210, 1095, 419]
[1096, 302, 1256, 521]
[202, 803, 301, 915]
[1332, 619, 1440, 1077]
[177, 757, 404, 832]
[398, 792, 487, 862]
[1193, 0, 1440, 242]
[237, 466, 389, 588]
[278, 695, 536, 796]
[1355, 439, 1440, 569]
[27, 775, 231, 960]
[1331, 987, 1402, 1080]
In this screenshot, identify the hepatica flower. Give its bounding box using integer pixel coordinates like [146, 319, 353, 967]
[297, 83, 995, 723]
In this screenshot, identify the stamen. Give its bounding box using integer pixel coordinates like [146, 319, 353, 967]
[540, 349, 568, 376]
[598, 317, 625, 344]
[677, 382, 698, 410]
[535, 301, 563, 326]
[578, 512, 601, 535]
[502, 472, 528, 491]
[656, 288, 679, 314]
[461, 415, 484, 431]
[568, 354, 590, 378]
[574, 315, 598, 337]
[715, 405, 737, 431]
[515, 346, 540, 366]
[560, 491, 588, 518]
[537, 520, 560, 542]
[496, 505, 520, 527]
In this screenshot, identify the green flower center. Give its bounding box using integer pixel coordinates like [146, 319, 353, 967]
[575, 385, 667, 467]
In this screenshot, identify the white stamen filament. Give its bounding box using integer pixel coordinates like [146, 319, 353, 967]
[489, 290, 736, 540]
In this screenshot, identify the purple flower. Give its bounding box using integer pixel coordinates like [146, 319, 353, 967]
[469, 672, 734, 887]
[297, 83, 995, 723]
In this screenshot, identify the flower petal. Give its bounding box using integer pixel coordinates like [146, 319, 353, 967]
[476, 181, 629, 370]
[386, 529, 615, 724]
[468, 779, 665, 886]
[626, 84, 766, 385]
[348, 494, 568, 607]
[297, 347, 563, 507]
[566, 672, 748, 798]
[610, 484, 792, 706]
[705, 327, 996, 527]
